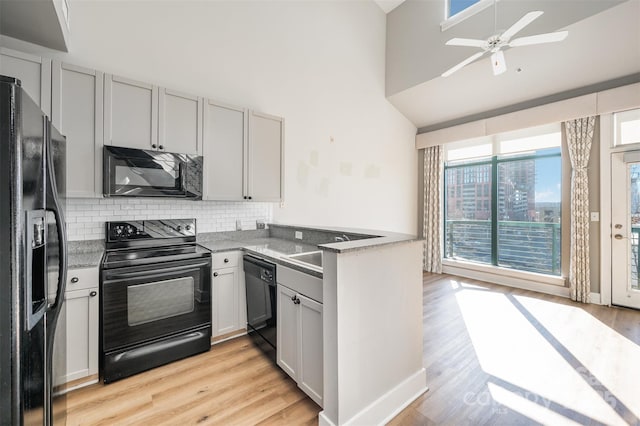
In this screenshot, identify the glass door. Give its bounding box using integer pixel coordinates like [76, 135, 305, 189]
[611, 152, 640, 309]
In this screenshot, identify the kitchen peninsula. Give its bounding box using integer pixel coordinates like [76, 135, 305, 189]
[68, 223, 427, 425]
[199, 223, 427, 425]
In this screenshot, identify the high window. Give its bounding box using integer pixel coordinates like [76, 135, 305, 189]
[443, 124, 562, 276]
[614, 108, 640, 146]
[448, 0, 481, 17]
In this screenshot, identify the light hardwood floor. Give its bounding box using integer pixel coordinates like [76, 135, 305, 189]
[66, 273, 640, 425]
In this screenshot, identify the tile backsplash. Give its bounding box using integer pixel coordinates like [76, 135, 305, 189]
[66, 198, 273, 241]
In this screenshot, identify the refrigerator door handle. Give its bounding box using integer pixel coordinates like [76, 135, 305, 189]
[45, 122, 68, 311]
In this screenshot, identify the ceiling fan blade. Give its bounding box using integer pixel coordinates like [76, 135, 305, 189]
[445, 38, 487, 48]
[491, 51, 507, 75]
[441, 51, 486, 77]
[508, 31, 568, 47]
[501, 11, 544, 41]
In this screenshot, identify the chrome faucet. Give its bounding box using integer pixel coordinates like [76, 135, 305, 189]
[334, 234, 350, 242]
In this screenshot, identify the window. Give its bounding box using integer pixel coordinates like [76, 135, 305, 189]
[442, 0, 493, 31]
[448, 0, 480, 17]
[444, 125, 562, 276]
[614, 108, 640, 146]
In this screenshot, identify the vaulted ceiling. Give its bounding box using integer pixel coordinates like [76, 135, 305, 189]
[385, 0, 640, 130]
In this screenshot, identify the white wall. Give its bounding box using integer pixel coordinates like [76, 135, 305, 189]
[1, 0, 418, 235]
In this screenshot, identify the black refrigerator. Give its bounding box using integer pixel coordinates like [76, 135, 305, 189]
[0, 75, 68, 425]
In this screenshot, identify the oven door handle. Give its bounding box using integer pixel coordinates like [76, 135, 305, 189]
[103, 261, 210, 281]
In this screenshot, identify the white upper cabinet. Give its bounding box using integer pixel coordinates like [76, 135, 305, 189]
[159, 88, 203, 155]
[247, 110, 284, 202]
[0, 47, 51, 116]
[52, 61, 103, 198]
[203, 101, 246, 200]
[104, 75, 202, 155]
[104, 74, 158, 151]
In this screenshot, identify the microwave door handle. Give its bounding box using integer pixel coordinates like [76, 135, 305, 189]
[180, 162, 186, 195]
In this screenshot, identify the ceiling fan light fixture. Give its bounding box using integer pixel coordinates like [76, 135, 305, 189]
[491, 50, 507, 75]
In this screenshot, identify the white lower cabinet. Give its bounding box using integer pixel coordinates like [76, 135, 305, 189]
[211, 251, 246, 338]
[53, 267, 99, 390]
[277, 282, 323, 407]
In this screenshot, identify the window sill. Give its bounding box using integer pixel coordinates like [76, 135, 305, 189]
[442, 258, 566, 287]
[441, 0, 493, 32]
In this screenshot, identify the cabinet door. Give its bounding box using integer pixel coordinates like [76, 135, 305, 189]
[159, 88, 202, 155]
[53, 287, 99, 387]
[212, 267, 239, 336]
[52, 61, 103, 198]
[298, 294, 323, 407]
[203, 101, 246, 200]
[0, 47, 51, 116]
[104, 74, 158, 150]
[276, 284, 298, 379]
[247, 111, 284, 201]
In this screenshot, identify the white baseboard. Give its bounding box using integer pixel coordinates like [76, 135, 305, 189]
[318, 411, 336, 426]
[320, 369, 427, 425]
[443, 264, 570, 298]
[590, 292, 603, 305]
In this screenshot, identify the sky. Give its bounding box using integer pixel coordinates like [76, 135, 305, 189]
[534, 156, 562, 203]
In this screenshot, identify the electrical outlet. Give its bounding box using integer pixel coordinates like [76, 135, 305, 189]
[256, 220, 266, 229]
[590, 212, 600, 222]
[236, 220, 243, 231]
[295, 231, 303, 240]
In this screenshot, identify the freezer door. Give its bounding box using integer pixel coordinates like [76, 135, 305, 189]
[19, 80, 48, 426]
[46, 122, 67, 425]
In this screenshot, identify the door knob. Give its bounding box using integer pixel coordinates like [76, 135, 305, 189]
[615, 224, 623, 229]
[614, 234, 624, 240]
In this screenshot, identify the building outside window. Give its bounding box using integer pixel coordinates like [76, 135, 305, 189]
[443, 125, 562, 276]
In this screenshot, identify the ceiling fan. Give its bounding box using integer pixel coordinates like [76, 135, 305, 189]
[441, 8, 568, 77]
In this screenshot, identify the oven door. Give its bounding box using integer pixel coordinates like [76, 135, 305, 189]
[103, 146, 202, 199]
[101, 258, 211, 352]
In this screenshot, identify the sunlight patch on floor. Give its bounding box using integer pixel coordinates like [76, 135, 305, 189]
[455, 288, 632, 425]
[513, 294, 640, 421]
[487, 382, 584, 426]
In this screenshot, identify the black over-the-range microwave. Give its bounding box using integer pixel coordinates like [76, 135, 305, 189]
[103, 146, 203, 199]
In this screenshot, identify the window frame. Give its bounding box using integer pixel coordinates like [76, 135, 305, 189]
[443, 149, 562, 276]
[441, 0, 493, 32]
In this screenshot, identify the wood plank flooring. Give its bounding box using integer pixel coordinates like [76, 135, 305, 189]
[390, 273, 640, 426]
[66, 273, 640, 425]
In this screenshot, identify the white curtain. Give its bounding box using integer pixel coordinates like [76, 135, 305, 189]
[423, 145, 443, 273]
[565, 116, 596, 303]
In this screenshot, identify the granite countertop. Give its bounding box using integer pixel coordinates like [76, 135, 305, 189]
[269, 223, 422, 254]
[65, 224, 421, 277]
[68, 240, 105, 269]
[197, 233, 322, 278]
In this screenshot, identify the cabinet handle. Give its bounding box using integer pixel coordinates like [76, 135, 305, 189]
[291, 295, 300, 305]
[151, 144, 157, 149]
[248, 196, 252, 200]
[224, 258, 229, 263]
[213, 272, 219, 277]
[243, 196, 247, 200]
[89, 291, 97, 297]
[70, 277, 79, 284]
[159, 145, 164, 150]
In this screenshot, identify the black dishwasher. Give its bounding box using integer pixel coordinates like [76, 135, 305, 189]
[243, 255, 277, 361]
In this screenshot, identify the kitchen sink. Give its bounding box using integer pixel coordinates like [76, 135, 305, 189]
[287, 251, 323, 269]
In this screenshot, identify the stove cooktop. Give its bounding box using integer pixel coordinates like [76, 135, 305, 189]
[102, 219, 211, 269]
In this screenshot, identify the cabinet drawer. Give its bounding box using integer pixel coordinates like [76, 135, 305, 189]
[212, 251, 240, 269]
[66, 267, 99, 291]
[277, 265, 322, 303]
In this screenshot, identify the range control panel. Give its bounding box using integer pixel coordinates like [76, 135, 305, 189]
[106, 219, 196, 242]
